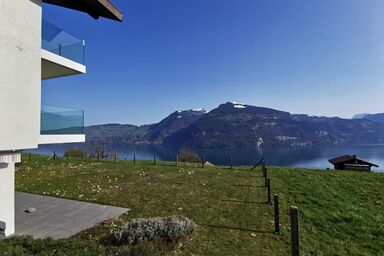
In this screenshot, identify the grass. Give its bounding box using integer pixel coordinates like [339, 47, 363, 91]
[1, 153, 384, 255]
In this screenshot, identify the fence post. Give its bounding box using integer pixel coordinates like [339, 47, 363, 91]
[154, 154, 156, 165]
[176, 154, 179, 166]
[274, 194, 280, 233]
[267, 178, 271, 204]
[66, 152, 69, 161]
[202, 155, 205, 168]
[133, 154, 136, 165]
[97, 152, 100, 162]
[114, 153, 117, 163]
[290, 206, 300, 256]
[264, 168, 268, 187]
[230, 156, 233, 169]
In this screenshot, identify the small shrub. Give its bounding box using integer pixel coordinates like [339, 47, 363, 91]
[64, 147, 87, 158]
[178, 148, 201, 163]
[113, 215, 197, 245]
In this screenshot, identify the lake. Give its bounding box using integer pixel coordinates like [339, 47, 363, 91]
[28, 144, 384, 172]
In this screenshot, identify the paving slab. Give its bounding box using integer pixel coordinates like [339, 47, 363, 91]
[15, 192, 129, 239]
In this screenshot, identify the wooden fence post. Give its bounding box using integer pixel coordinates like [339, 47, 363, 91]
[133, 154, 136, 165]
[154, 154, 156, 165]
[176, 154, 179, 166]
[66, 152, 69, 161]
[264, 167, 268, 187]
[230, 156, 233, 169]
[114, 153, 117, 163]
[202, 155, 205, 168]
[267, 178, 271, 204]
[274, 194, 280, 233]
[290, 206, 300, 256]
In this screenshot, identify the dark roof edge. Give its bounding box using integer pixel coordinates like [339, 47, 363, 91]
[353, 159, 379, 168]
[43, 0, 123, 21]
[98, 0, 123, 21]
[328, 155, 379, 167]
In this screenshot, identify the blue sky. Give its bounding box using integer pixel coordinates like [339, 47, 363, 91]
[42, 0, 384, 125]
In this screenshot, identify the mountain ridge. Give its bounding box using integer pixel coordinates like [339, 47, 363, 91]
[353, 113, 384, 125]
[84, 103, 384, 148]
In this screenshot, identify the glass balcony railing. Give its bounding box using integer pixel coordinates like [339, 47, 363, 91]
[41, 105, 84, 135]
[42, 20, 85, 64]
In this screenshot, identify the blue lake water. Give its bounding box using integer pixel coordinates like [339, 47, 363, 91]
[29, 144, 384, 172]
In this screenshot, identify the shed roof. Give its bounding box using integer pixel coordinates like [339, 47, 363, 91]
[328, 155, 379, 167]
[328, 155, 354, 164]
[43, 0, 123, 21]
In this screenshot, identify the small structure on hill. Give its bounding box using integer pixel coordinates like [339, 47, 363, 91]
[328, 155, 378, 172]
[204, 161, 215, 167]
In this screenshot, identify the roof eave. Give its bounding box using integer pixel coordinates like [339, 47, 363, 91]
[43, 0, 123, 21]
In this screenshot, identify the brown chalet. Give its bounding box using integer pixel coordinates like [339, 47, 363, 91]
[328, 155, 379, 172]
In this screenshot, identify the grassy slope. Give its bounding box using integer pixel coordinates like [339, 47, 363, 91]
[2, 154, 384, 255]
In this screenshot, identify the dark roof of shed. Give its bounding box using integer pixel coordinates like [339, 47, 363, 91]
[328, 155, 379, 167]
[328, 155, 354, 164]
[43, 0, 123, 21]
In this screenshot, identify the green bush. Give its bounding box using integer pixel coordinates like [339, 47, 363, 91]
[178, 148, 201, 163]
[64, 147, 86, 159]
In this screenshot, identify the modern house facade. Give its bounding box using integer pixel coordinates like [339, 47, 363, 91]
[0, 0, 122, 237]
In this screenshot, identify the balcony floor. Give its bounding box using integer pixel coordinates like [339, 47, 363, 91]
[39, 134, 85, 145]
[41, 49, 86, 80]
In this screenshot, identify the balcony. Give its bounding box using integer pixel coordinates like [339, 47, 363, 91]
[41, 20, 86, 80]
[39, 105, 85, 144]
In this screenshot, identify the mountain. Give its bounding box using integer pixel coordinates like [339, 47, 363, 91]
[85, 123, 149, 146]
[82, 103, 384, 148]
[84, 109, 206, 146]
[353, 113, 384, 125]
[145, 109, 206, 143]
[353, 113, 368, 119]
[164, 102, 384, 147]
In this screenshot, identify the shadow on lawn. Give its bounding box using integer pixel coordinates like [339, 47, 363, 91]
[205, 224, 272, 234]
[231, 184, 265, 188]
[222, 199, 267, 204]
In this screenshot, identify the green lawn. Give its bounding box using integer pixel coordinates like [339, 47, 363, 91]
[1, 154, 384, 255]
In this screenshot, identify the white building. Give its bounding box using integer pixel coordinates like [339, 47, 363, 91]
[0, 0, 122, 237]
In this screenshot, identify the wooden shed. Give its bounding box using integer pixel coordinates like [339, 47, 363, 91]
[328, 155, 378, 172]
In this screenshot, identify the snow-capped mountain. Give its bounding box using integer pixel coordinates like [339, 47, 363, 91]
[84, 102, 384, 148]
[353, 113, 384, 125]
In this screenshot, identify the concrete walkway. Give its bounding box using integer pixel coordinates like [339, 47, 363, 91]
[15, 192, 128, 239]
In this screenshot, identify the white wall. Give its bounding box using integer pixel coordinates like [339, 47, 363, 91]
[0, 161, 15, 236]
[0, 0, 42, 151]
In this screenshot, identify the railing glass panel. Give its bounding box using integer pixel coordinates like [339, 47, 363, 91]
[42, 20, 85, 64]
[41, 105, 84, 135]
